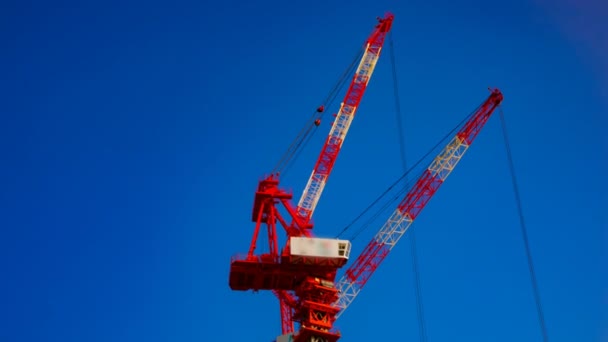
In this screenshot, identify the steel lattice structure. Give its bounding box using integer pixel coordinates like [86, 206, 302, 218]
[335, 89, 503, 316]
[228, 12, 504, 342]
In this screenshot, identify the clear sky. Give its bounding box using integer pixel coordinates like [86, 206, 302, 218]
[1, 0, 606, 341]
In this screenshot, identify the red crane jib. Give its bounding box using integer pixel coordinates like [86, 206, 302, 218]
[335, 89, 504, 316]
[295, 14, 394, 222]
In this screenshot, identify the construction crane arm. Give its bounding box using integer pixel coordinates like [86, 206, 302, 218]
[334, 89, 504, 317]
[293, 14, 395, 227]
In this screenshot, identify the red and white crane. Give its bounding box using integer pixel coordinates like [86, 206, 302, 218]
[228, 12, 504, 342]
[335, 88, 504, 316]
[294, 16, 392, 223]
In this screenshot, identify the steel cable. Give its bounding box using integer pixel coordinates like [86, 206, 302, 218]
[499, 107, 549, 342]
[389, 32, 429, 342]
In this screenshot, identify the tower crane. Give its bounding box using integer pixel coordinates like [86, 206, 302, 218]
[228, 12, 504, 342]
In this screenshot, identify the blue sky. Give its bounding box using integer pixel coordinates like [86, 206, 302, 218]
[1, 0, 606, 341]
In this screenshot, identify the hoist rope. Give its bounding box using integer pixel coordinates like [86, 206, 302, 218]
[273, 47, 364, 176]
[389, 32, 428, 342]
[348, 180, 413, 241]
[335, 102, 481, 240]
[499, 107, 549, 342]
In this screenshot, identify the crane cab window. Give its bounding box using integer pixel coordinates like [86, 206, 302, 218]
[338, 242, 350, 258]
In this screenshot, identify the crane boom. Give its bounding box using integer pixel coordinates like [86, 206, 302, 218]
[295, 14, 394, 222]
[334, 89, 504, 317]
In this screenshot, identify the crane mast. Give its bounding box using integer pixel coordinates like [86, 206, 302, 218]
[334, 89, 504, 317]
[296, 16, 394, 222]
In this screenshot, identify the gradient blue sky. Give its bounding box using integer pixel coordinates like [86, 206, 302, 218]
[1, 0, 606, 341]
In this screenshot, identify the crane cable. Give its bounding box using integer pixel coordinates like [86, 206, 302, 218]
[389, 32, 429, 342]
[273, 47, 364, 176]
[498, 107, 549, 342]
[335, 101, 481, 240]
